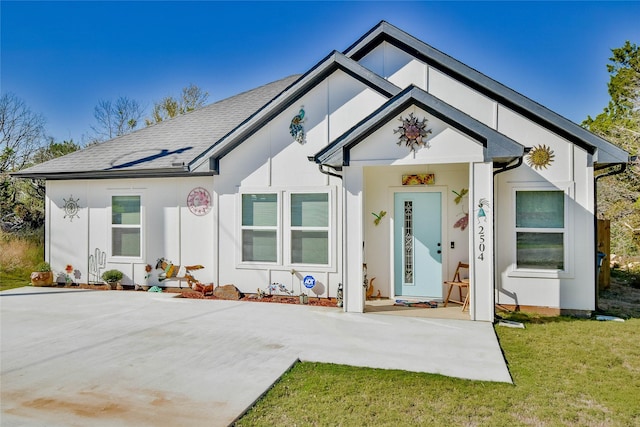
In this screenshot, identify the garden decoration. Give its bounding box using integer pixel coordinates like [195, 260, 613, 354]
[63, 195, 80, 221]
[155, 257, 205, 288]
[88, 248, 106, 284]
[336, 283, 343, 307]
[527, 144, 555, 170]
[64, 264, 75, 285]
[30, 262, 53, 287]
[289, 106, 306, 144]
[452, 188, 469, 231]
[267, 282, 294, 296]
[394, 112, 432, 152]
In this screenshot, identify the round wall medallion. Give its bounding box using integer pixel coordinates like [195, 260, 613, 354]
[187, 187, 211, 216]
[63, 195, 80, 221]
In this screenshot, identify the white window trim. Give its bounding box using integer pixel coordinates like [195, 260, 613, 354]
[507, 182, 574, 279]
[238, 191, 281, 265]
[286, 191, 332, 268]
[237, 187, 336, 272]
[109, 193, 144, 262]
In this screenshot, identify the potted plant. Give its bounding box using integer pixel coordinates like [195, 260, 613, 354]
[101, 269, 123, 290]
[30, 262, 53, 287]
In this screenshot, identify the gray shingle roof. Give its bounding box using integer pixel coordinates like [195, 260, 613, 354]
[13, 75, 300, 179]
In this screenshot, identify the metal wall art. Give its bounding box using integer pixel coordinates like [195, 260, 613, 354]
[187, 187, 211, 216]
[63, 195, 80, 221]
[395, 112, 432, 152]
[527, 144, 555, 170]
[289, 107, 306, 144]
[402, 174, 435, 185]
[452, 188, 469, 231]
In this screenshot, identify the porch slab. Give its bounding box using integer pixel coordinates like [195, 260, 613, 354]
[1, 287, 511, 427]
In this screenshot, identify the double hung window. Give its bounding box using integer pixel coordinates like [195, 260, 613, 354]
[242, 194, 278, 262]
[111, 195, 141, 257]
[291, 193, 329, 265]
[515, 190, 565, 270]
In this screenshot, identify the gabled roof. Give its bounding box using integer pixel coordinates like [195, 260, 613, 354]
[197, 51, 401, 173]
[344, 21, 629, 167]
[313, 85, 524, 167]
[13, 76, 301, 179]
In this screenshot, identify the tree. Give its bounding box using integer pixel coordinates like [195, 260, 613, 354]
[145, 84, 209, 125]
[583, 41, 640, 257]
[1, 93, 46, 230]
[90, 96, 144, 142]
[12, 139, 81, 230]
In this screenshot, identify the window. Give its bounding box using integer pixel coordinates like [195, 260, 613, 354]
[242, 194, 278, 262]
[291, 193, 329, 265]
[112, 195, 141, 257]
[515, 190, 564, 270]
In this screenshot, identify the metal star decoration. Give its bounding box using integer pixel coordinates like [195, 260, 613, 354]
[394, 112, 432, 152]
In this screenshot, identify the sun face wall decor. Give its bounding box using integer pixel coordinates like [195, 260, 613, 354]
[187, 187, 211, 216]
[527, 144, 555, 170]
[394, 112, 432, 152]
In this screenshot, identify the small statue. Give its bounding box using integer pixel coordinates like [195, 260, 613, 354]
[336, 283, 344, 308]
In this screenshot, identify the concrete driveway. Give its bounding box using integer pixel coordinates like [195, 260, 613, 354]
[1, 287, 511, 426]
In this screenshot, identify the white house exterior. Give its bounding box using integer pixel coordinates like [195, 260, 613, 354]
[15, 22, 629, 321]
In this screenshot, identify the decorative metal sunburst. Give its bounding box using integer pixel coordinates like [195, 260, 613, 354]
[394, 112, 432, 152]
[527, 144, 555, 170]
[63, 195, 80, 221]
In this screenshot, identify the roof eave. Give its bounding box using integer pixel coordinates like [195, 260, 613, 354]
[10, 167, 213, 181]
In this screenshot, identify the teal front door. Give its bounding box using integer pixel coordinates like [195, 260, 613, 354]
[394, 192, 442, 298]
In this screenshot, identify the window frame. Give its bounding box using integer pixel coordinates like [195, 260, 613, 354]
[508, 183, 573, 279]
[240, 192, 280, 264]
[109, 194, 144, 261]
[237, 187, 335, 271]
[288, 191, 331, 267]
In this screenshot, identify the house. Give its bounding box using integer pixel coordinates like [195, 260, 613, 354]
[14, 21, 629, 321]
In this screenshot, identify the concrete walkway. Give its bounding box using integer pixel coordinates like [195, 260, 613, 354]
[1, 287, 511, 426]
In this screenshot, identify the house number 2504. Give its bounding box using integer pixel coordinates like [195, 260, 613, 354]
[477, 225, 486, 261]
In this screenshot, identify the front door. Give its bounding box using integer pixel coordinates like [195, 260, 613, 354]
[394, 192, 442, 298]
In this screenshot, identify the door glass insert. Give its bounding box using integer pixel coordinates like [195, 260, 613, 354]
[404, 200, 413, 283]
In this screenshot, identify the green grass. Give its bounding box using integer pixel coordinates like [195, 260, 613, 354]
[237, 318, 640, 426]
[0, 229, 43, 291]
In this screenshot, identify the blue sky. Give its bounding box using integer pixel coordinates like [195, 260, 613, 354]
[2, 1, 639, 145]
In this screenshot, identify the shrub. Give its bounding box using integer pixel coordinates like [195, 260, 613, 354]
[101, 269, 123, 283]
[35, 261, 51, 272]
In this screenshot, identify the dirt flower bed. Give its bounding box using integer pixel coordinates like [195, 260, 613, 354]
[179, 289, 339, 307]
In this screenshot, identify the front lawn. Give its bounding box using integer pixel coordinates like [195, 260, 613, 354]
[237, 317, 640, 426]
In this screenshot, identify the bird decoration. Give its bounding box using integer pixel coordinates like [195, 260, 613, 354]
[289, 107, 306, 144]
[372, 210, 386, 226]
